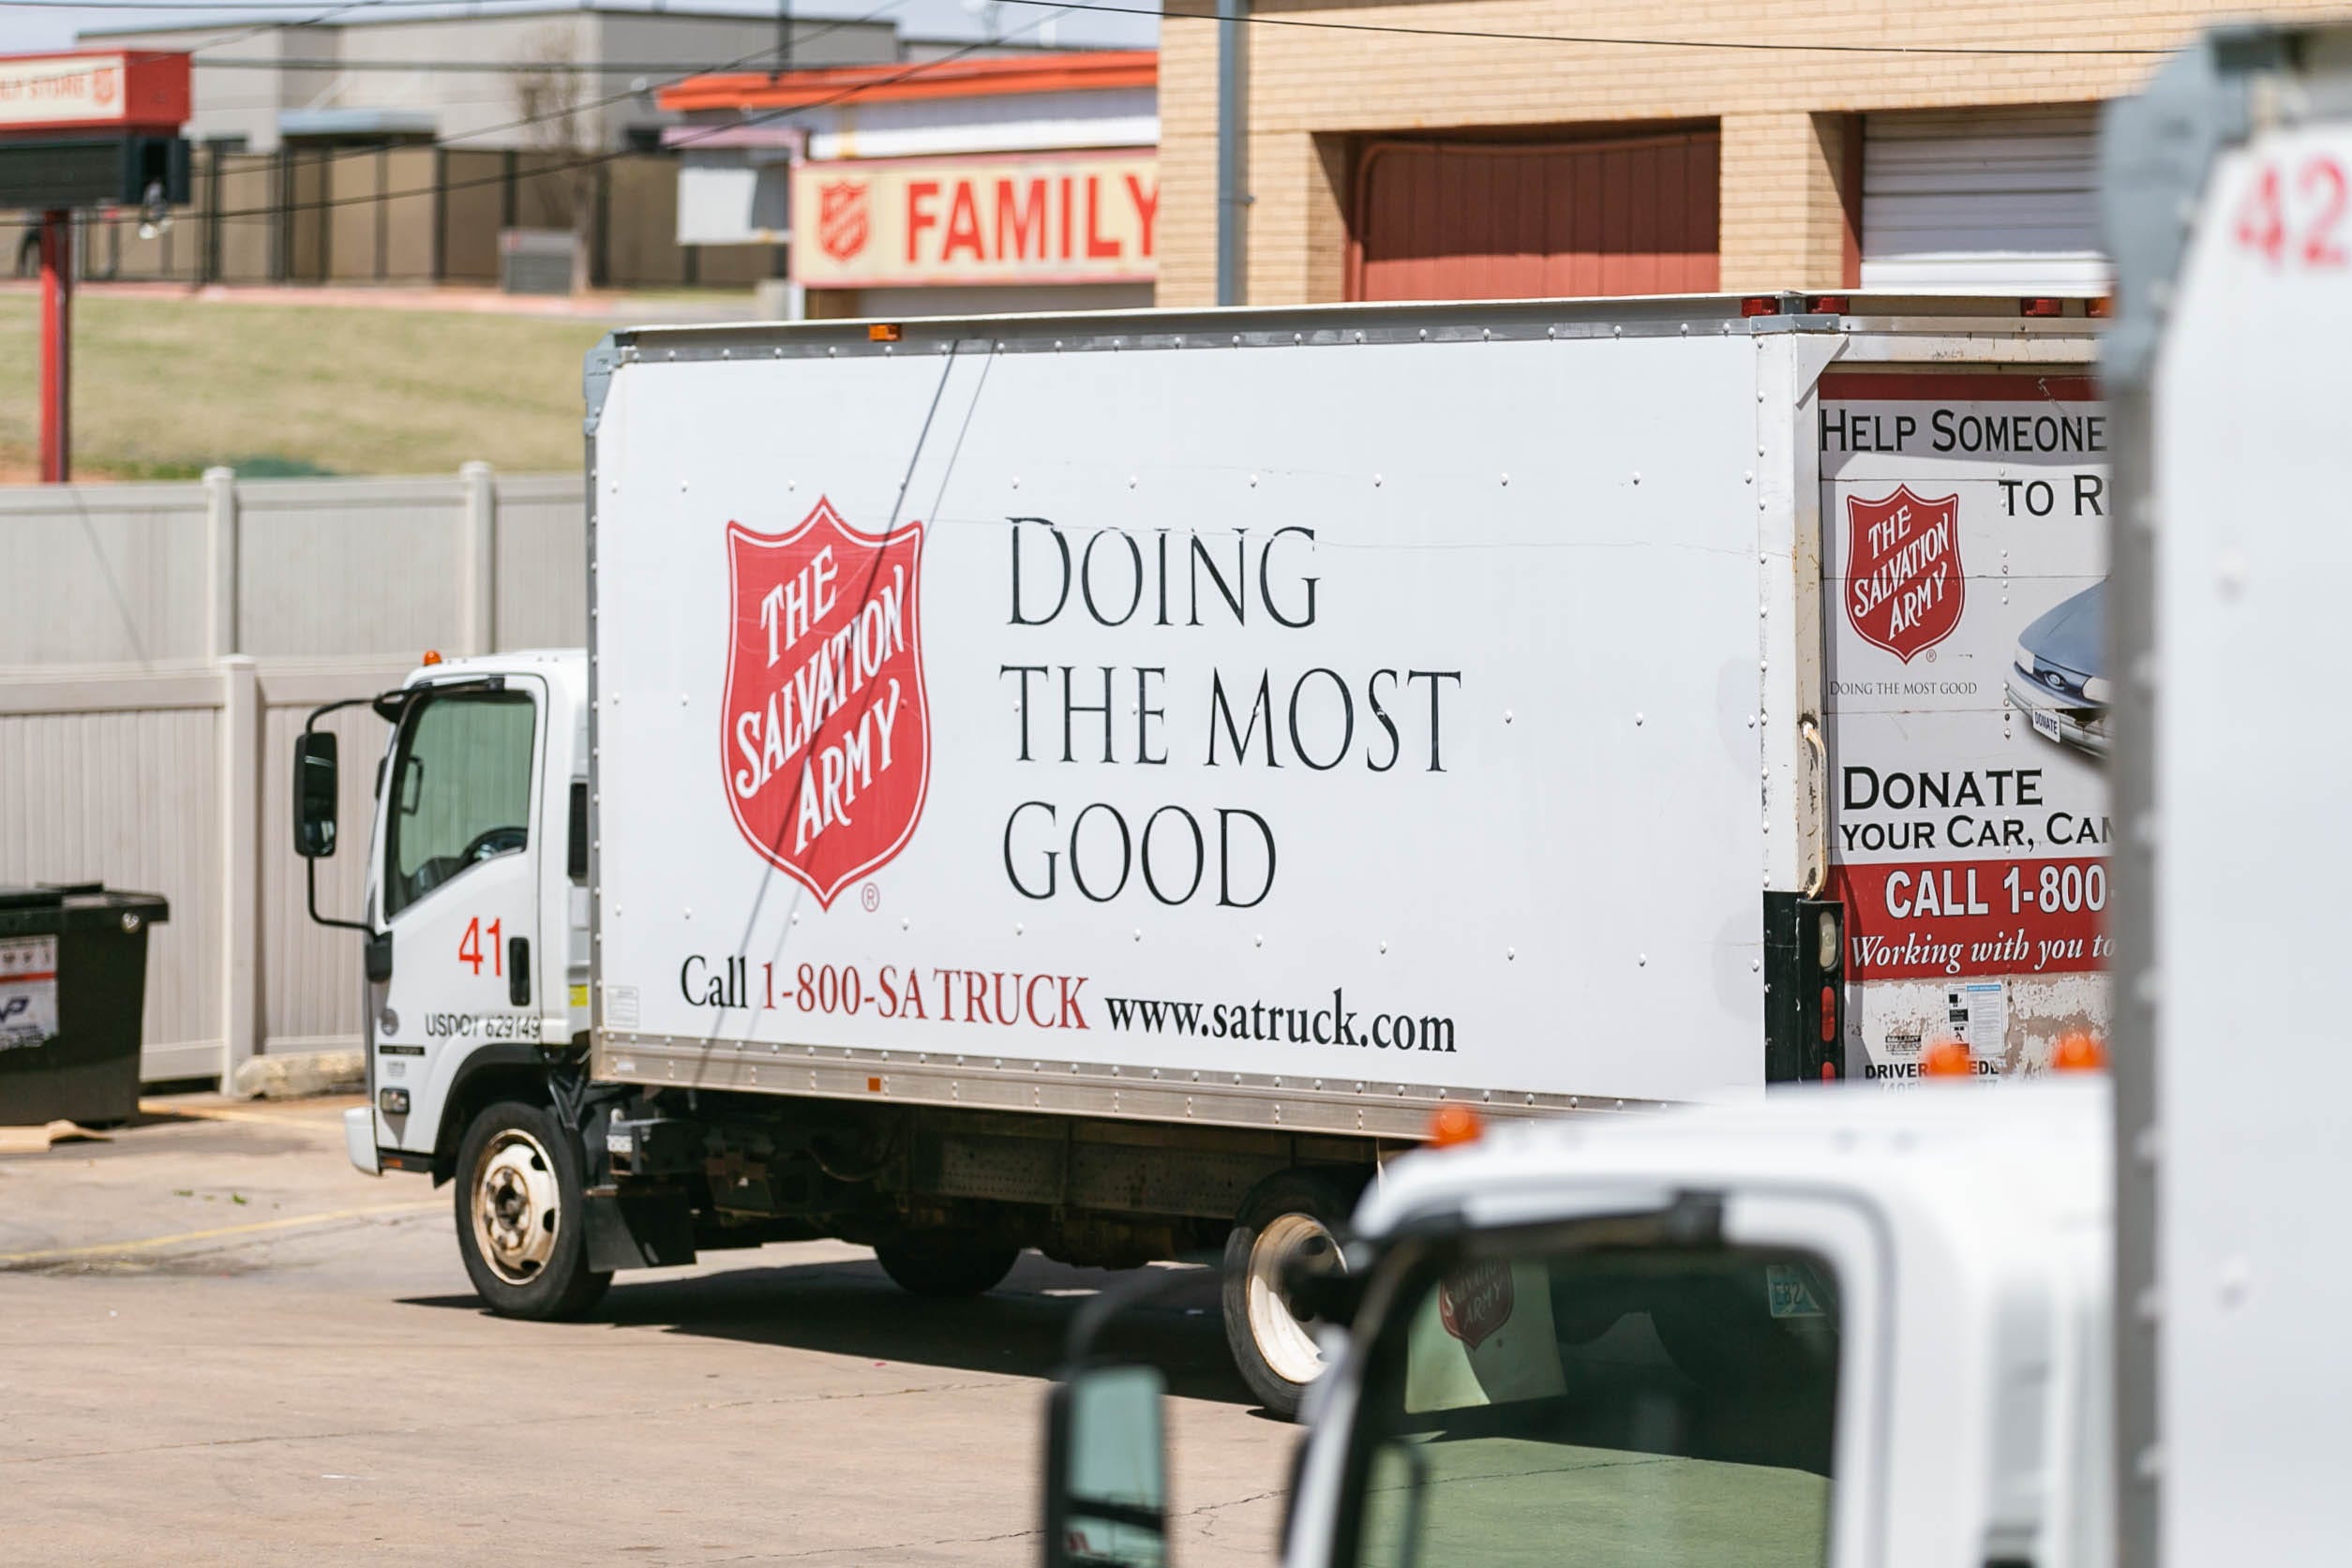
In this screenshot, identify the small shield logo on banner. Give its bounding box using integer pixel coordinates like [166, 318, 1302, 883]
[1844, 484, 1965, 664]
[818, 181, 871, 263]
[721, 499, 929, 909]
[1437, 1259, 1517, 1351]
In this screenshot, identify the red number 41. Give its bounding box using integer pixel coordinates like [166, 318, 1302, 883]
[458, 917, 503, 977]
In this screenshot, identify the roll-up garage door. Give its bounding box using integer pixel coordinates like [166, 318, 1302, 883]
[1349, 130, 1720, 301]
[1859, 107, 2105, 290]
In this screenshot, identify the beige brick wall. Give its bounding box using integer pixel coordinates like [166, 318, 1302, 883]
[1718, 110, 1852, 291]
[1159, 0, 2348, 306]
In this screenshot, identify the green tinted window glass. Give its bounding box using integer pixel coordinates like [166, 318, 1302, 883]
[384, 691, 535, 918]
[1349, 1245, 1838, 1568]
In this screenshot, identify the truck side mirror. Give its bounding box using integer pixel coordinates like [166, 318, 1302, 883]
[1042, 1364, 1170, 1568]
[294, 732, 339, 859]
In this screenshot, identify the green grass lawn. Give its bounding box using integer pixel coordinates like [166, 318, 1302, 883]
[0, 293, 616, 479]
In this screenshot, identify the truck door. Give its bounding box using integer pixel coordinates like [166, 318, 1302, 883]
[369, 679, 544, 1155]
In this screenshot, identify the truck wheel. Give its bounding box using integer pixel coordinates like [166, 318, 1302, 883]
[874, 1232, 1020, 1297]
[1221, 1168, 1362, 1419]
[454, 1100, 611, 1320]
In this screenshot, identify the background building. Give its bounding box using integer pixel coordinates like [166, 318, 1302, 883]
[85, 7, 903, 154]
[1155, 0, 2351, 304]
[662, 50, 1156, 317]
[8, 9, 1114, 291]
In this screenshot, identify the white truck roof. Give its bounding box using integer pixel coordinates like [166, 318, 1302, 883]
[1356, 1080, 2109, 1242]
[1331, 1079, 2115, 1568]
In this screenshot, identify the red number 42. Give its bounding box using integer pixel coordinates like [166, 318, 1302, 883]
[2235, 155, 2349, 267]
[458, 917, 503, 977]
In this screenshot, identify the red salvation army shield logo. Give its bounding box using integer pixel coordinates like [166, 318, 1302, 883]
[1845, 484, 1964, 664]
[819, 181, 870, 262]
[722, 500, 929, 908]
[1437, 1260, 1516, 1351]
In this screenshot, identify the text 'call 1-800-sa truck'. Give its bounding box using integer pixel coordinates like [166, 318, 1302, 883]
[292, 291, 2107, 1413]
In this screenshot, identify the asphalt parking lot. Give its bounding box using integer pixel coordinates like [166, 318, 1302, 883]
[1, 1096, 1294, 1566]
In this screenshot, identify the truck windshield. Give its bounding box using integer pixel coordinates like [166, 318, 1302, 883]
[384, 690, 535, 918]
[1342, 1238, 1838, 1568]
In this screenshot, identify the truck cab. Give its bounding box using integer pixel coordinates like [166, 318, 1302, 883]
[299, 650, 591, 1188]
[1048, 1081, 2113, 1568]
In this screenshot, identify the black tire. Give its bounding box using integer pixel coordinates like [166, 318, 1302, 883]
[1221, 1167, 1365, 1419]
[453, 1099, 610, 1320]
[873, 1232, 1020, 1297]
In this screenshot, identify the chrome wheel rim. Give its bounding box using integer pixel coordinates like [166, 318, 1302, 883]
[1247, 1212, 1341, 1386]
[472, 1128, 561, 1286]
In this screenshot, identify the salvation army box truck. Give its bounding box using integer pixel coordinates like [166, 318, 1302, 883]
[293, 291, 2105, 1411]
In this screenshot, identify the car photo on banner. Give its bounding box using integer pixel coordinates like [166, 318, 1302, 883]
[2005, 580, 2109, 754]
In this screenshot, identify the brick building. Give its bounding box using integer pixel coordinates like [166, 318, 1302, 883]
[1154, 0, 2345, 305]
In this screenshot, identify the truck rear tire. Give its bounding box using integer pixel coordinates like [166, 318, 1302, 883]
[454, 1099, 611, 1320]
[1221, 1168, 1363, 1419]
[874, 1232, 1020, 1297]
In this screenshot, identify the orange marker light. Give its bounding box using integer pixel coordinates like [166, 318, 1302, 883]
[1428, 1103, 1483, 1148]
[421, 649, 443, 666]
[868, 322, 903, 342]
[1922, 1042, 1975, 1078]
[2052, 1033, 2108, 1073]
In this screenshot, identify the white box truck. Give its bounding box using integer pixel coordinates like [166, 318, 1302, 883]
[296, 289, 2104, 1413]
[1035, 22, 2352, 1566]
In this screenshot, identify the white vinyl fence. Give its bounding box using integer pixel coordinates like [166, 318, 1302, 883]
[0, 466, 585, 1087]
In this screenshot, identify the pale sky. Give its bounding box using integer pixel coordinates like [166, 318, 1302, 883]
[0, 0, 1157, 57]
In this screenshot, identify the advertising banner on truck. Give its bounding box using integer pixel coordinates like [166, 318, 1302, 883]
[1820, 372, 2109, 1080]
[592, 328, 1805, 1107]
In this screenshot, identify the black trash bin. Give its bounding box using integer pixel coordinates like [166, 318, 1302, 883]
[0, 883, 171, 1128]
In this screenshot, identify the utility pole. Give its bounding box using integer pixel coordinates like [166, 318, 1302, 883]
[37, 211, 70, 483]
[776, 0, 792, 75]
[0, 51, 190, 483]
[1215, 0, 1248, 306]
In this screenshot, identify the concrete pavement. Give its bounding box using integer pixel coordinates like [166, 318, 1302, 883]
[0, 1096, 1294, 1566]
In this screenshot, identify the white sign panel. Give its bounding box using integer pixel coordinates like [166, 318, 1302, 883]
[0, 54, 125, 129]
[0, 935, 60, 1050]
[1820, 372, 2109, 1081]
[791, 149, 1157, 289]
[593, 332, 1784, 1104]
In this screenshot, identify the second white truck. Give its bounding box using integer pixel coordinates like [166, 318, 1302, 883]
[296, 288, 2106, 1412]
[1040, 22, 2352, 1568]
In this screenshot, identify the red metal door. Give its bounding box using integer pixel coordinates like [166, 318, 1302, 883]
[1348, 131, 1721, 301]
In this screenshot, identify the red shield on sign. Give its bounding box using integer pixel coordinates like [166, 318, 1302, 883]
[1844, 484, 1965, 664]
[818, 181, 870, 262]
[1437, 1260, 1516, 1351]
[722, 500, 929, 909]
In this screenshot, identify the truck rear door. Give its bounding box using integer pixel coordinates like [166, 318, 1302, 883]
[1817, 347, 2107, 1082]
[367, 677, 545, 1154]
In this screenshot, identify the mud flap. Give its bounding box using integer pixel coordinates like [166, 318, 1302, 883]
[585, 1188, 697, 1272]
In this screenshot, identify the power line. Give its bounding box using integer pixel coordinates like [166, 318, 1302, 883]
[6, 0, 2170, 52]
[5, 0, 701, 8]
[143, 0, 914, 202]
[185, 53, 896, 71]
[187, 0, 403, 52]
[991, 0, 2173, 57]
[192, 2, 1078, 226]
